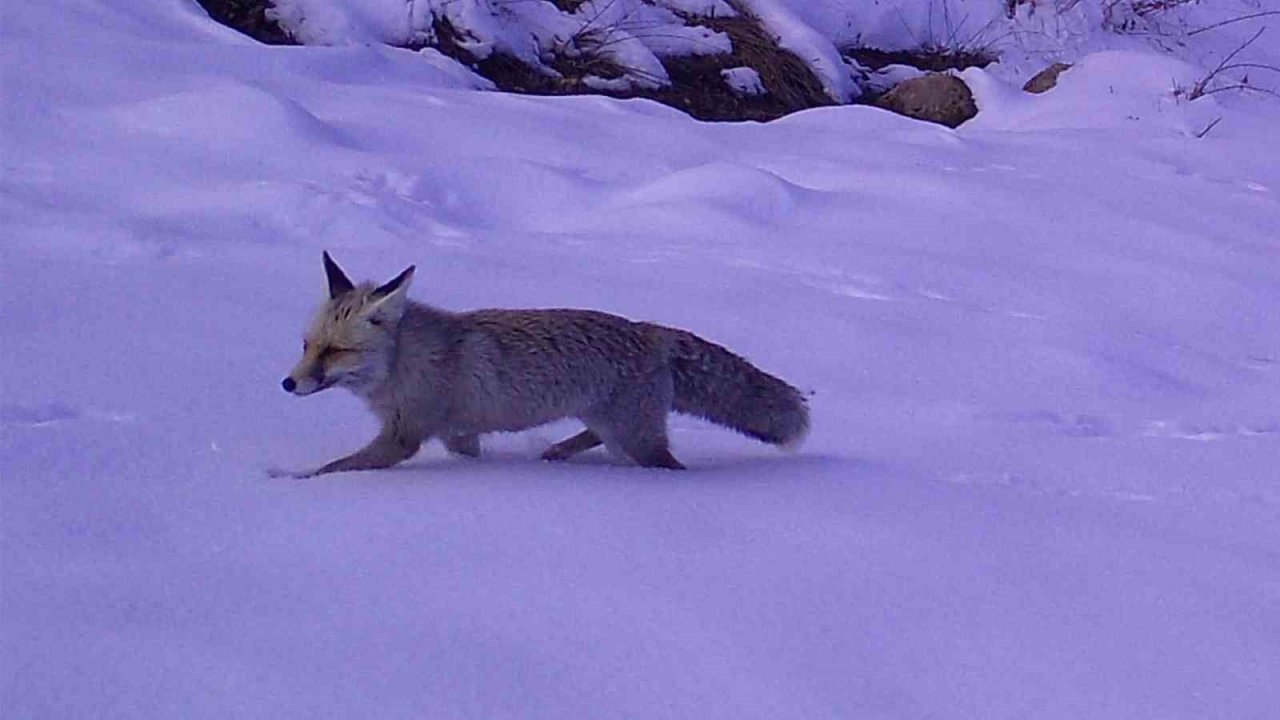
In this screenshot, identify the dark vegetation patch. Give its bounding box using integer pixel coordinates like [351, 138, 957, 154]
[660, 6, 833, 121]
[426, 2, 834, 121]
[551, 0, 590, 12]
[426, 15, 559, 94]
[195, 0, 294, 45]
[191, 0, 999, 127]
[195, 0, 836, 122]
[844, 46, 995, 73]
[546, 30, 632, 89]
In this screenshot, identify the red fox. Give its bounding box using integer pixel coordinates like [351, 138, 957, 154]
[276, 252, 809, 476]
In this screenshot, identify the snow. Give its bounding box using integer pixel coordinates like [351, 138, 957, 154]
[963, 50, 1214, 132]
[4, 1, 1280, 718]
[722, 66, 766, 96]
[742, 0, 861, 101]
[269, 0, 416, 45]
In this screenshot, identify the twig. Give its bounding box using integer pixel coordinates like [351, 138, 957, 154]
[1193, 116, 1222, 138]
[1189, 26, 1266, 99]
[1188, 11, 1280, 37]
[1198, 84, 1280, 99]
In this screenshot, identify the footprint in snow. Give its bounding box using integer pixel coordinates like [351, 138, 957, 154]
[1, 402, 80, 427]
[1143, 420, 1279, 442]
[982, 410, 1115, 438]
[0, 403, 136, 429]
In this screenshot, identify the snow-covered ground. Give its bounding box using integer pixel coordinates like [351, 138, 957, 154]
[4, 1, 1280, 718]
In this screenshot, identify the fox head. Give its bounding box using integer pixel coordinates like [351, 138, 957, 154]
[282, 252, 415, 397]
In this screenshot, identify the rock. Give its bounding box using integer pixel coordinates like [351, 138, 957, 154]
[874, 73, 977, 128]
[1022, 62, 1072, 94]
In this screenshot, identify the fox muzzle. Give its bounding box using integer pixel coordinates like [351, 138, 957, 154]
[282, 373, 330, 396]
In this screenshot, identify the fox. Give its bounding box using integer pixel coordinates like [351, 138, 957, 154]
[274, 252, 809, 477]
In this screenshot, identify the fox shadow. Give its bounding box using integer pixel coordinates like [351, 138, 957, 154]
[386, 444, 851, 481]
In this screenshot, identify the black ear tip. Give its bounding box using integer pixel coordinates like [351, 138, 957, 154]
[323, 251, 355, 298]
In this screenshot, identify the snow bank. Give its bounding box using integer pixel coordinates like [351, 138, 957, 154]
[963, 50, 1221, 132]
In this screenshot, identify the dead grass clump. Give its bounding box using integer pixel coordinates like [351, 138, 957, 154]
[551, 0, 590, 13]
[652, 1, 831, 121]
[429, 15, 558, 95]
[844, 46, 996, 73]
[546, 30, 633, 90]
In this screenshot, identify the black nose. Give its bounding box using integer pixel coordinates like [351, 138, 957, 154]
[281, 377, 296, 392]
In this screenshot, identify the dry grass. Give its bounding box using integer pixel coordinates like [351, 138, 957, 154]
[196, 0, 839, 122]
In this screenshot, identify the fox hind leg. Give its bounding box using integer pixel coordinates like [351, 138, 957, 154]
[541, 429, 602, 461]
[612, 421, 684, 470]
[445, 434, 481, 458]
[590, 370, 685, 470]
[626, 442, 685, 470]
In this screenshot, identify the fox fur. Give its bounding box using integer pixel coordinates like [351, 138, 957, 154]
[276, 252, 809, 476]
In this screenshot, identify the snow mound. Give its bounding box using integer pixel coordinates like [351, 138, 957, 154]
[964, 50, 1224, 133]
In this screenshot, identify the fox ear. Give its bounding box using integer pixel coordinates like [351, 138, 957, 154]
[372, 265, 415, 299]
[323, 251, 355, 299]
[366, 265, 415, 323]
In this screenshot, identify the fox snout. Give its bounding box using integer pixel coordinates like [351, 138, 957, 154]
[281, 372, 313, 396]
[282, 368, 328, 396]
[282, 353, 331, 395]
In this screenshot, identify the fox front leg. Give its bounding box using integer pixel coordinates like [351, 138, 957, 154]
[273, 425, 422, 478]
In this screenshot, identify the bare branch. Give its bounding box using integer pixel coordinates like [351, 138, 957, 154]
[1188, 11, 1280, 37]
[1189, 26, 1267, 99]
[1193, 116, 1222, 139]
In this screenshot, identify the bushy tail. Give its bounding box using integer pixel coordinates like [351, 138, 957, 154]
[660, 327, 809, 448]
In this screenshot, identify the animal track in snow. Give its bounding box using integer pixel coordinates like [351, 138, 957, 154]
[729, 260, 902, 303]
[0, 402, 79, 427]
[727, 259, 1048, 321]
[1142, 420, 1280, 442]
[974, 409, 1114, 438]
[0, 402, 135, 429]
[1243, 356, 1278, 372]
